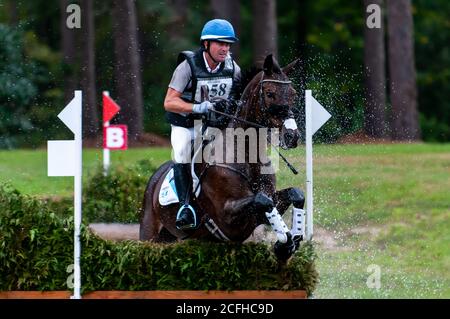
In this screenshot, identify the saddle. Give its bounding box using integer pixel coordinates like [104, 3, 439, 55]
[158, 161, 231, 241]
[158, 144, 207, 207]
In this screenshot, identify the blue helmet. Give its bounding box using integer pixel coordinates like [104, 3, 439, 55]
[200, 19, 239, 43]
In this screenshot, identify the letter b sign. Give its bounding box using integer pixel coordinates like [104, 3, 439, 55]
[104, 125, 128, 150]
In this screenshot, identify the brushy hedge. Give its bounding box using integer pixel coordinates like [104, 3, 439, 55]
[82, 160, 156, 223]
[46, 160, 157, 223]
[0, 183, 319, 295]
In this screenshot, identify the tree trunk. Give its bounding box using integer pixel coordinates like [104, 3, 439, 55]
[112, 0, 144, 140]
[80, 0, 99, 137]
[7, 0, 19, 26]
[167, 0, 189, 41]
[60, 0, 78, 104]
[295, 0, 308, 93]
[211, 0, 241, 62]
[251, 0, 278, 64]
[363, 0, 387, 138]
[387, 0, 420, 140]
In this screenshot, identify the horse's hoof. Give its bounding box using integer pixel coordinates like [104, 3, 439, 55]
[292, 234, 303, 250]
[274, 232, 296, 261]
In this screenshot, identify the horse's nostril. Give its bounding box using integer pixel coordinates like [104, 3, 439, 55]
[285, 132, 294, 143]
[284, 131, 299, 148]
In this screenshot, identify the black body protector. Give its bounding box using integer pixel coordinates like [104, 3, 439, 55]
[165, 49, 237, 128]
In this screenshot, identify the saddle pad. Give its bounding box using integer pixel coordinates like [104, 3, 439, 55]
[158, 168, 179, 206]
[159, 166, 202, 206]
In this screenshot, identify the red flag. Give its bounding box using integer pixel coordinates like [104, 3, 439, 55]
[103, 92, 120, 123]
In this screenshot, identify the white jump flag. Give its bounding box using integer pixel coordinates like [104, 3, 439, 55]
[47, 90, 82, 299]
[305, 90, 331, 241]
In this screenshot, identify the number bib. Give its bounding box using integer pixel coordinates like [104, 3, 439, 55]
[195, 77, 233, 101]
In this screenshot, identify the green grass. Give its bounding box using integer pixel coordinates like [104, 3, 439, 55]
[0, 148, 170, 197]
[281, 143, 450, 298]
[1, 143, 449, 298]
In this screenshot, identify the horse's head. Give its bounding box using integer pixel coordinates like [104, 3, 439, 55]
[244, 54, 301, 149]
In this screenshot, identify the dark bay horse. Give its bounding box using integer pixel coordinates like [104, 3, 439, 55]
[140, 54, 305, 260]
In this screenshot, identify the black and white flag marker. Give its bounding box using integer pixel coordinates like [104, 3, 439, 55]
[305, 90, 331, 241]
[47, 90, 82, 299]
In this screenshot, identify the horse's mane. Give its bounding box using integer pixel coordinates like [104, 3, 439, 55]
[236, 66, 262, 99]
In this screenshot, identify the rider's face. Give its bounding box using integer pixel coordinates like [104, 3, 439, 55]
[206, 41, 231, 62]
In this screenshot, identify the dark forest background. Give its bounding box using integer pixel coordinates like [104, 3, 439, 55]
[0, 0, 448, 148]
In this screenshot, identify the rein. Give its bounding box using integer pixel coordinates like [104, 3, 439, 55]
[210, 76, 293, 129]
[209, 108, 298, 175]
[210, 108, 264, 128]
[190, 77, 298, 240]
[208, 74, 299, 175]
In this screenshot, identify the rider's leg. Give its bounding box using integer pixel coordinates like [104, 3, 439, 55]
[173, 163, 196, 229]
[171, 125, 197, 229]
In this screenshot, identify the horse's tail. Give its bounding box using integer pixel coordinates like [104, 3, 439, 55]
[139, 160, 173, 241]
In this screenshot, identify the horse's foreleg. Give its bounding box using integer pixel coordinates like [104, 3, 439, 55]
[234, 192, 293, 244]
[222, 192, 274, 224]
[275, 187, 305, 214]
[218, 192, 274, 241]
[225, 191, 297, 261]
[274, 187, 306, 247]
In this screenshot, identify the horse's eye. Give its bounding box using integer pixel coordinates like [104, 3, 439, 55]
[266, 92, 275, 99]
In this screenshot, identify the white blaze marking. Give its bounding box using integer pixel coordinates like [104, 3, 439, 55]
[283, 118, 298, 130]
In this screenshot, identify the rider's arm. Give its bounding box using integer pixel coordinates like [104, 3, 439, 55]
[164, 61, 195, 113]
[164, 88, 194, 113]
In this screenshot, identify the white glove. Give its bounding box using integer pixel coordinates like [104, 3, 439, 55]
[192, 101, 214, 114]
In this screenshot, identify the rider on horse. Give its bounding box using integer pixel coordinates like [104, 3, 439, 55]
[163, 19, 242, 230]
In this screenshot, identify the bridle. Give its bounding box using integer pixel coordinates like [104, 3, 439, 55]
[209, 72, 295, 128]
[207, 72, 299, 174]
[257, 73, 294, 126]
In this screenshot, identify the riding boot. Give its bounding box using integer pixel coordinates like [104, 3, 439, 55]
[174, 163, 197, 230]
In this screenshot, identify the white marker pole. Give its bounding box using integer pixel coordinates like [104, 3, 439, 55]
[103, 91, 110, 176]
[73, 90, 82, 299]
[48, 90, 83, 299]
[304, 90, 332, 241]
[305, 90, 314, 241]
[103, 122, 110, 176]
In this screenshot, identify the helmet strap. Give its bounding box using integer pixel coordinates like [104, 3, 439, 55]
[206, 41, 219, 65]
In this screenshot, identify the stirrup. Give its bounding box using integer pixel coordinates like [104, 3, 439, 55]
[175, 204, 197, 230]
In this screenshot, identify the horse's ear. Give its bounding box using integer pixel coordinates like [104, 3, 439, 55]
[263, 54, 274, 76]
[282, 59, 301, 76]
[263, 54, 282, 75]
